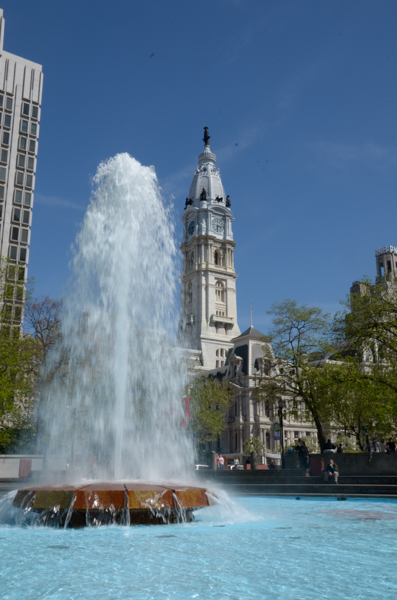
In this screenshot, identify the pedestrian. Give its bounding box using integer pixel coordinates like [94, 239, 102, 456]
[337, 443, 343, 454]
[299, 441, 309, 469]
[323, 459, 339, 483]
[367, 437, 381, 461]
[233, 457, 239, 469]
[386, 438, 396, 454]
[216, 453, 221, 469]
[219, 455, 225, 470]
[323, 439, 336, 454]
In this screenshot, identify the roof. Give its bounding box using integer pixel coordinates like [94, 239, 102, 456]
[232, 326, 270, 341]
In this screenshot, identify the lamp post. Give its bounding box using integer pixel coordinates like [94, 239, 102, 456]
[278, 382, 286, 469]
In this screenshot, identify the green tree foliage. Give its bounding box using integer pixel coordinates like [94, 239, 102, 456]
[243, 436, 265, 456]
[0, 262, 37, 452]
[257, 299, 334, 451]
[188, 376, 235, 443]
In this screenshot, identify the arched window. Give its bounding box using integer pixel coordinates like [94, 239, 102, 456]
[214, 250, 219, 265]
[186, 282, 192, 305]
[215, 280, 225, 303]
[215, 348, 227, 367]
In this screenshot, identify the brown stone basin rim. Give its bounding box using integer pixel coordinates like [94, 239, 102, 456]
[12, 482, 216, 527]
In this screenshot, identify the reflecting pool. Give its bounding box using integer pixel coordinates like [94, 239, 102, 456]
[1, 495, 396, 599]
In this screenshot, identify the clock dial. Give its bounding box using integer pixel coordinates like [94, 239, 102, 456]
[188, 221, 195, 235]
[212, 218, 224, 233]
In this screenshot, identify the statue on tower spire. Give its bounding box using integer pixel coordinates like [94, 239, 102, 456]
[203, 126, 210, 147]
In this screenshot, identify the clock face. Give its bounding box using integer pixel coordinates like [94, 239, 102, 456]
[212, 218, 224, 233]
[188, 221, 195, 235]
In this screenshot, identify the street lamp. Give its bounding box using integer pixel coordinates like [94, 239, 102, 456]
[278, 382, 286, 469]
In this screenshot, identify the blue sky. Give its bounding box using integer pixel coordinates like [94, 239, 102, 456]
[4, 0, 397, 333]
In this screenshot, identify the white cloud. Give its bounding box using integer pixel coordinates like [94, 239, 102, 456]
[34, 192, 86, 211]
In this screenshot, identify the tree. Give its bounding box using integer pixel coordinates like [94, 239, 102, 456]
[0, 261, 37, 452]
[257, 299, 335, 451]
[243, 436, 265, 456]
[188, 376, 235, 444]
[23, 296, 63, 453]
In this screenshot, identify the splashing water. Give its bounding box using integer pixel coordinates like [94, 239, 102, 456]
[40, 154, 193, 481]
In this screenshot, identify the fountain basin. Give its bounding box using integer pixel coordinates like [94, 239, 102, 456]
[12, 482, 215, 527]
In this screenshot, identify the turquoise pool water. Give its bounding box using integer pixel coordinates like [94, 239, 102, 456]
[1, 495, 396, 599]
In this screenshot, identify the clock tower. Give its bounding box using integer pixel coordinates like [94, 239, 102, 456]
[179, 128, 240, 369]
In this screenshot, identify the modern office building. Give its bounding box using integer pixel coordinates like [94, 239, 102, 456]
[0, 9, 43, 321]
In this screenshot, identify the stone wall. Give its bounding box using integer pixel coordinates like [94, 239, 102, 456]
[313, 452, 397, 476]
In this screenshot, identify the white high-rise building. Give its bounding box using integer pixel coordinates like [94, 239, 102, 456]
[0, 9, 43, 321]
[179, 128, 240, 368]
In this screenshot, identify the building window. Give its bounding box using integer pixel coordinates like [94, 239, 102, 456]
[30, 123, 37, 136]
[266, 432, 271, 449]
[2, 132, 9, 145]
[215, 348, 227, 367]
[22, 210, 30, 225]
[15, 190, 22, 204]
[11, 227, 19, 242]
[214, 250, 219, 265]
[24, 192, 31, 206]
[20, 248, 27, 263]
[0, 149, 7, 163]
[4, 114, 11, 128]
[187, 251, 194, 270]
[0, 186, 4, 200]
[0, 204, 3, 218]
[27, 156, 34, 171]
[16, 286, 24, 301]
[215, 280, 225, 303]
[294, 431, 300, 439]
[29, 140, 36, 153]
[16, 171, 24, 186]
[21, 229, 28, 244]
[13, 208, 21, 223]
[26, 174, 33, 189]
[18, 154, 25, 168]
[14, 306, 22, 322]
[186, 282, 192, 305]
[0, 167, 6, 182]
[32, 105, 39, 119]
[19, 136, 27, 150]
[9, 246, 17, 260]
[21, 120, 28, 133]
[5, 97, 13, 111]
[0, 95, 3, 108]
[22, 102, 29, 117]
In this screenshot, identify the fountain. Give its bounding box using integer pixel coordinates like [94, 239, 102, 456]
[6, 153, 214, 526]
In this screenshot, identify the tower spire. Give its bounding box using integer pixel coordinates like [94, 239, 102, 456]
[203, 126, 210, 147]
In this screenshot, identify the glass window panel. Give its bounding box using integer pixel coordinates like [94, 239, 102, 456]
[26, 174, 33, 188]
[4, 114, 11, 128]
[24, 192, 31, 206]
[0, 95, 3, 108]
[11, 227, 19, 241]
[13, 208, 21, 222]
[0, 204, 3, 218]
[16, 171, 24, 186]
[15, 190, 22, 204]
[9, 246, 17, 260]
[0, 167, 6, 182]
[0, 113, 2, 125]
[0, 149, 7, 163]
[22, 210, 29, 225]
[19, 137, 27, 150]
[23, 103, 29, 116]
[21, 229, 28, 243]
[21, 120, 28, 133]
[15, 307, 22, 322]
[0, 186, 4, 200]
[19, 248, 27, 262]
[18, 154, 25, 168]
[30, 123, 37, 136]
[6, 97, 13, 111]
[29, 140, 35, 153]
[16, 286, 23, 301]
[18, 267, 25, 281]
[3, 132, 9, 145]
[27, 157, 34, 170]
[32, 105, 38, 119]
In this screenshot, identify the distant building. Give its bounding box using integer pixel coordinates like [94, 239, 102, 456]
[0, 9, 43, 323]
[180, 130, 317, 458]
[178, 129, 240, 369]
